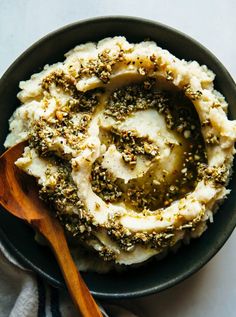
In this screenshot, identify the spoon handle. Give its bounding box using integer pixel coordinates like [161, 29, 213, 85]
[34, 217, 103, 317]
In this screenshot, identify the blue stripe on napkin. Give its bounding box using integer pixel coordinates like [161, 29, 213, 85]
[50, 285, 61, 317]
[37, 276, 46, 317]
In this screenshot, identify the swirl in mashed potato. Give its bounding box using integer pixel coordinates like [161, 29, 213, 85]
[5, 37, 236, 269]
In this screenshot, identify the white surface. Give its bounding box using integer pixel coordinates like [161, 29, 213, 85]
[0, 1, 236, 316]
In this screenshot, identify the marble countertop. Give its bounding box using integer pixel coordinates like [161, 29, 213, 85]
[1, 1, 236, 316]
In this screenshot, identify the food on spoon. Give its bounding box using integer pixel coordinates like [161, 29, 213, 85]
[5, 37, 236, 270]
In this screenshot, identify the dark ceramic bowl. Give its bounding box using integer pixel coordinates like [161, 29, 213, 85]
[0, 16, 236, 299]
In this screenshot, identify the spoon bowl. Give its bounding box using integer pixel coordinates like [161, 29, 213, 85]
[0, 141, 103, 317]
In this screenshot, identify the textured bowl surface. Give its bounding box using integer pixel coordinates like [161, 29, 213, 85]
[0, 16, 236, 299]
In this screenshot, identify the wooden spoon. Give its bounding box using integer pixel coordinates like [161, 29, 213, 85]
[0, 141, 103, 317]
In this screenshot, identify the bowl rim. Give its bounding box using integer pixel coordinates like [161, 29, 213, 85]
[0, 15, 236, 299]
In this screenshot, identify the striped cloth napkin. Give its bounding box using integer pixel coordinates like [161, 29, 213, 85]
[0, 242, 79, 316]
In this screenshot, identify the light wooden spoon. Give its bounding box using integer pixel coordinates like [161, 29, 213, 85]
[0, 141, 103, 317]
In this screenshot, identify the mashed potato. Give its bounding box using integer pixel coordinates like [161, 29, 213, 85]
[4, 37, 236, 270]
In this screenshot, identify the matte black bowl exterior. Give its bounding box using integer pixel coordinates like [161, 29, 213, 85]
[0, 17, 236, 299]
